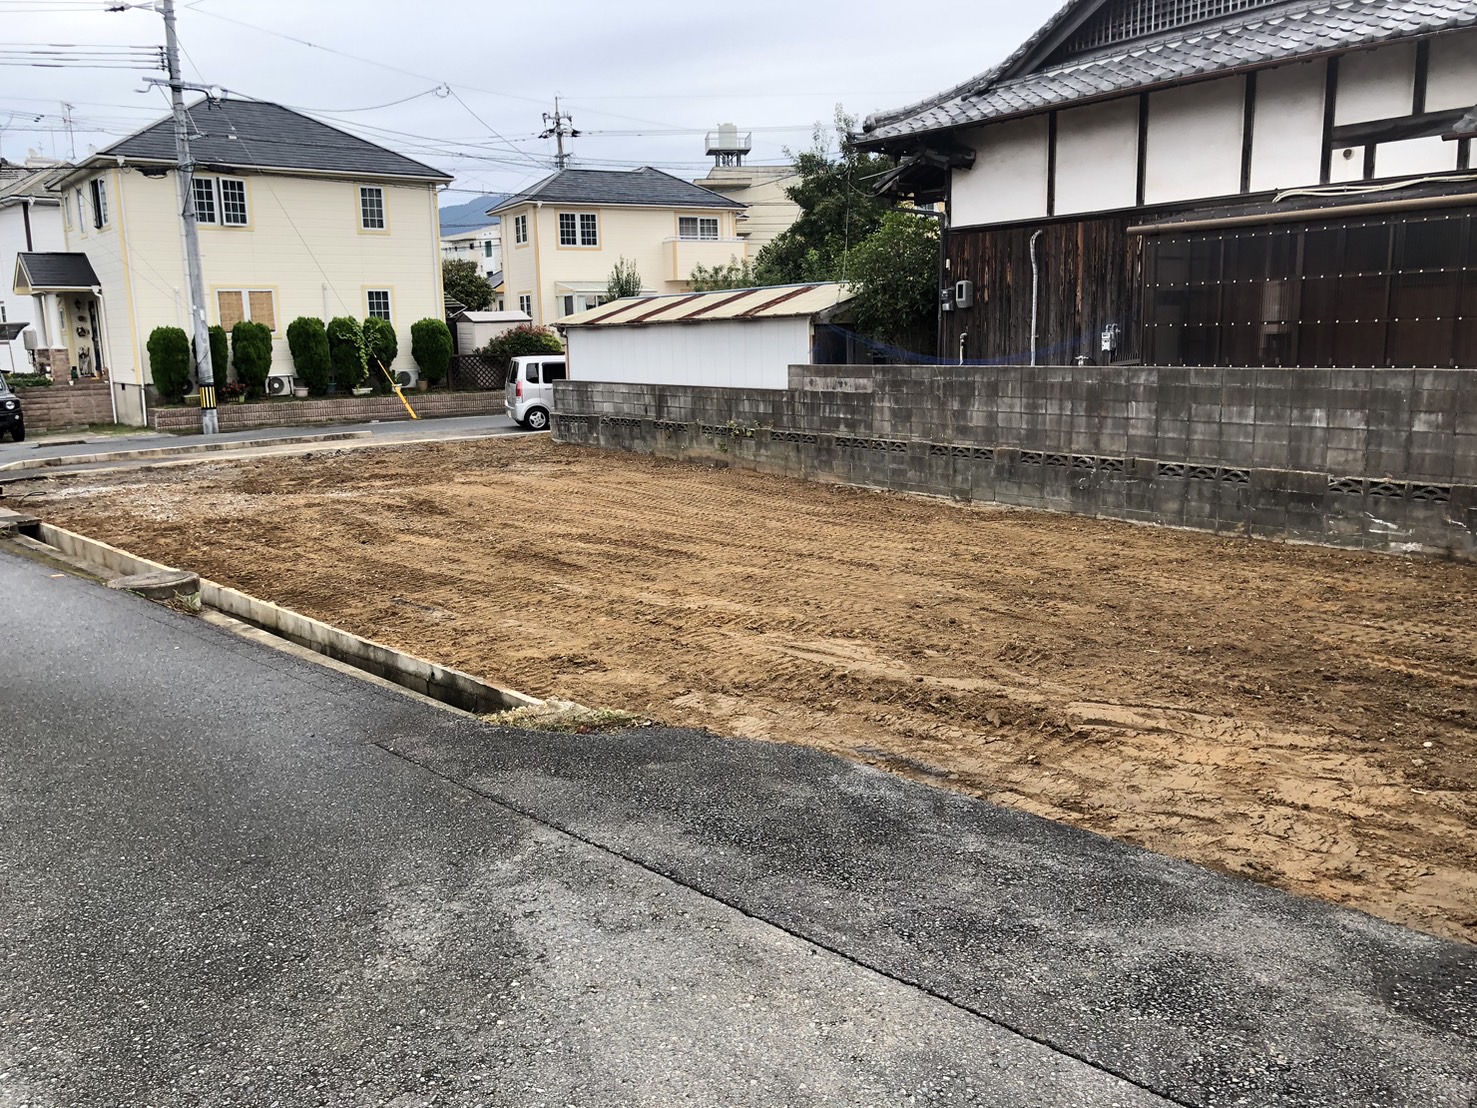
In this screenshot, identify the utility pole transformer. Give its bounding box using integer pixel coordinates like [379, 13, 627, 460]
[540, 98, 579, 171]
[160, 0, 217, 433]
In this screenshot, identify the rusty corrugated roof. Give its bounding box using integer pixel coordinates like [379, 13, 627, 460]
[558, 282, 852, 328]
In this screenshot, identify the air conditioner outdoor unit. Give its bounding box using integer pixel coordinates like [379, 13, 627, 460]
[265, 374, 294, 397]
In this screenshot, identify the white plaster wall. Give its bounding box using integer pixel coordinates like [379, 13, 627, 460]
[1329, 146, 1366, 183]
[951, 116, 1049, 228]
[0, 198, 65, 374]
[1334, 42, 1415, 124]
[1249, 61, 1327, 192]
[1053, 98, 1138, 214]
[566, 317, 808, 390]
[1375, 135, 1459, 178]
[1425, 29, 1477, 111]
[1143, 77, 1245, 205]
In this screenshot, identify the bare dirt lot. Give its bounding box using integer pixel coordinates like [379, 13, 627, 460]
[10, 437, 1475, 943]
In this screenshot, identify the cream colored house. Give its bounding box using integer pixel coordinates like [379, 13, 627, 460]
[36, 98, 450, 424]
[489, 168, 746, 327]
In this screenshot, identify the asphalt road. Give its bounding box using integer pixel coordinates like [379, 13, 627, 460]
[1, 545, 1473, 1107]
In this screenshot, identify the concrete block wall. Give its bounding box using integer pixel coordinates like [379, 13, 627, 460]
[149, 391, 504, 432]
[13, 381, 115, 432]
[553, 367, 1477, 561]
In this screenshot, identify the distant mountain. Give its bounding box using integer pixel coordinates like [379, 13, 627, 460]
[439, 193, 506, 236]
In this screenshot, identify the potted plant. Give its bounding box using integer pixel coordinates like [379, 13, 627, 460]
[221, 380, 248, 404]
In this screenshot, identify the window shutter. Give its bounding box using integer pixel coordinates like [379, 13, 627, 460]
[217, 290, 245, 331]
[248, 290, 276, 331]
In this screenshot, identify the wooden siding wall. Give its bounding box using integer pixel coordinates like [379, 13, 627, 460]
[946, 215, 1144, 364]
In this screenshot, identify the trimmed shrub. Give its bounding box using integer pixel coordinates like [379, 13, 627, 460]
[361, 317, 398, 391]
[479, 324, 564, 372]
[5, 373, 52, 388]
[231, 320, 273, 399]
[146, 325, 192, 402]
[286, 316, 331, 396]
[410, 317, 453, 386]
[326, 316, 368, 390]
[207, 325, 228, 383]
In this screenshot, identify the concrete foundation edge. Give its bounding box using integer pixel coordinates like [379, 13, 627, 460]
[34, 522, 541, 713]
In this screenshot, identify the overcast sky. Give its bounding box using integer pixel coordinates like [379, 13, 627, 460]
[1, 0, 1062, 201]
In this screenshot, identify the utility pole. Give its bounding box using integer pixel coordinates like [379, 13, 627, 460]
[159, 0, 216, 433]
[60, 102, 76, 159]
[540, 98, 579, 171]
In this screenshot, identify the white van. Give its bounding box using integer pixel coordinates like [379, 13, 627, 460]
[504, 354, 566, 430]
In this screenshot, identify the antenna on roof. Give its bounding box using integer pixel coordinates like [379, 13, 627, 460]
[540, 97, 579, 170]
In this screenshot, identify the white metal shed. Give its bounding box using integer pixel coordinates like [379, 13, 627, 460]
[450, 309, 532, 355]
[557, 283, 853, 390]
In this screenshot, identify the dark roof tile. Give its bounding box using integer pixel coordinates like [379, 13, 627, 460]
[100, 99, 450, 181]
[489, 167, 744, 213]
[861, 0, 1477, 146]
[16, 252, 99, 290]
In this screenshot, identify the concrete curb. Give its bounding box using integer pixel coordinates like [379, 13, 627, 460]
[32, 521, 541, 714]
[0, 430, 373, 473]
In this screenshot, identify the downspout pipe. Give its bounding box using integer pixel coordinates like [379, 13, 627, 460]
[1028, 229, 1043, 367]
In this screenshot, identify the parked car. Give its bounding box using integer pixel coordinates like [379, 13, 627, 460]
[504, 354, 566, 431]
[0, 378, 25, 442]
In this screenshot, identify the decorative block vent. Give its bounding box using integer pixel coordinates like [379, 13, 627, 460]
[1188, 465, 1218, 481]
[606, 416, 643, 429]
[1218, 468, 1250, 484]
[1368, 480, 1405, 499]
[1098, 457, 1126, 473]
[1410, 484, 1451, 503]
[1020, 451, 1044, 466]
[697, 423, 723, 436]
[653, 419, 686, 434]
[1156, 462, 1188, 478]
[1045, 453, 1070, 468]
[928, 444, 950, 457]
[1071, 454, 1096, 470]
[771, 429, 817, 444]
[1328, 477, 1364, 495]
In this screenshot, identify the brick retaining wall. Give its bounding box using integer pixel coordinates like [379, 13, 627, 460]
[552, 365, 1477, 561]
[14, 381, 114, 432]
[149, 390, 504, 432]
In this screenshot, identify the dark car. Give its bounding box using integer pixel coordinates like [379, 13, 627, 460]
[0, 378, 25, 442]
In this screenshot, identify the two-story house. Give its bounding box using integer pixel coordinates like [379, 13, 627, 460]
[857, 0, 1477, 369]
[23, 98, 451, 423]
[0, 164, 68, 376]
[489, 168, 746, 326]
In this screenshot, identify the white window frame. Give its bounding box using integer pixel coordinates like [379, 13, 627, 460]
[215, 288, 277, 333]
[518, 293, 532, 315]
[558, 211, 598, 247]
[192, 176, 249, 226]
[483, 240, 494, 257]
[90, 177, 109, 229]
[366, 289, 392, 321]
[359, 185, 386, 230]
[513, 213, 528, 245]
[678, 215, 719, 241]
[75, 188, 86, 233]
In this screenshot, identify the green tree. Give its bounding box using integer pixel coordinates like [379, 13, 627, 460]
[606, 255, 643, 300]
[205, 325, 228, 384]
[326, 316, 368, 390]
[361, 317, 398, 391]
[146, 325, 192, 402]
[753, 108, 893, 286]
[410, 318, 454, 387]
[230, 320, 274, 399]
[479, 324, 564, 375]
[442, 258, 495, 311]
[286, 316, 331, 396]
[847, 210, 940, 351]
[688, 256, 759, 292]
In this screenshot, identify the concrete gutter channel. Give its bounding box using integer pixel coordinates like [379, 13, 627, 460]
[0, 430, 372, 474]
[11, 517, 539, 715]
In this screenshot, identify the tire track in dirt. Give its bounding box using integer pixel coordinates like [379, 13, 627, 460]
[12, 436, 1476, 944]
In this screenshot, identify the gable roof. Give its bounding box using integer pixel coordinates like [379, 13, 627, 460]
[488, 167, 744, 214]
[0, 165, 69, 205]
[95, 98, 451, 182]
[860, 0, 1477, 148]
[14, 252, 99, 292]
